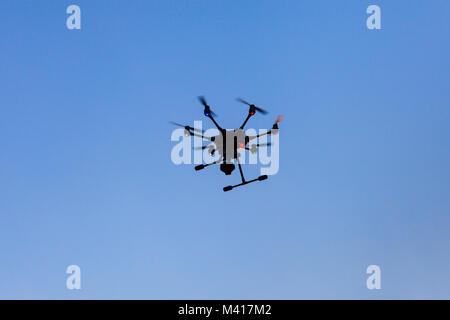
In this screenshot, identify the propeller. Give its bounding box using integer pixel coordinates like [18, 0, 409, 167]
[198, 96, 217, 117]
[276, 115, 284, 124]
[272, 115, 284, 131]
[236, 98, 268, 115]
[169, 121, 204, 133]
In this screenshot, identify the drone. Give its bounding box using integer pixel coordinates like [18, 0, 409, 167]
[170, 96, 283, 192]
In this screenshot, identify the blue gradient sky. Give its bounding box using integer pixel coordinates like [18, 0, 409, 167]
[0, 1, 449, 299]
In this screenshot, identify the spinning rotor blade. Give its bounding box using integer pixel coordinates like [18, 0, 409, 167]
[198, 96, 217, 116]
[236, 97, 268, 115]
[236, 97, 250, 105]
[198, 96, 208, 107]
[169, 121, 204, 133]
[276, 115, 284, 124]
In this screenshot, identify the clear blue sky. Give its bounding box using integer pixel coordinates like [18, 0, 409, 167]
[0, 1, 449, 299]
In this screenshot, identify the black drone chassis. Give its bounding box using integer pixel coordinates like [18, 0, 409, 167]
[172, 96, 282, 192]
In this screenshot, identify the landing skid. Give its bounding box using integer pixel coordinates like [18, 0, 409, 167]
[223, 175, 268, 192]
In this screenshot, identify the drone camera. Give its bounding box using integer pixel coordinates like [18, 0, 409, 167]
[220, 163, 235, 175]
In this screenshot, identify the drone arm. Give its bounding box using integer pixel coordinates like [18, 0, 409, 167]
[207, 115, 223, 132]
[193, 133, 212, 141]
[187, 130, 213, 141]
[239, 113, 253, 129]
[248, 130, 272, 142]
[247, 116, 282, 141]
[195, 158, 223, 171]
[204, 159, 221, 167]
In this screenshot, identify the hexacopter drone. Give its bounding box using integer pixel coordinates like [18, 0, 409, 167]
[171, 96, 283, 192]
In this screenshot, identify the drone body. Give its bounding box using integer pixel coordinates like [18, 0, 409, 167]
[171, 97, 283, 192]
